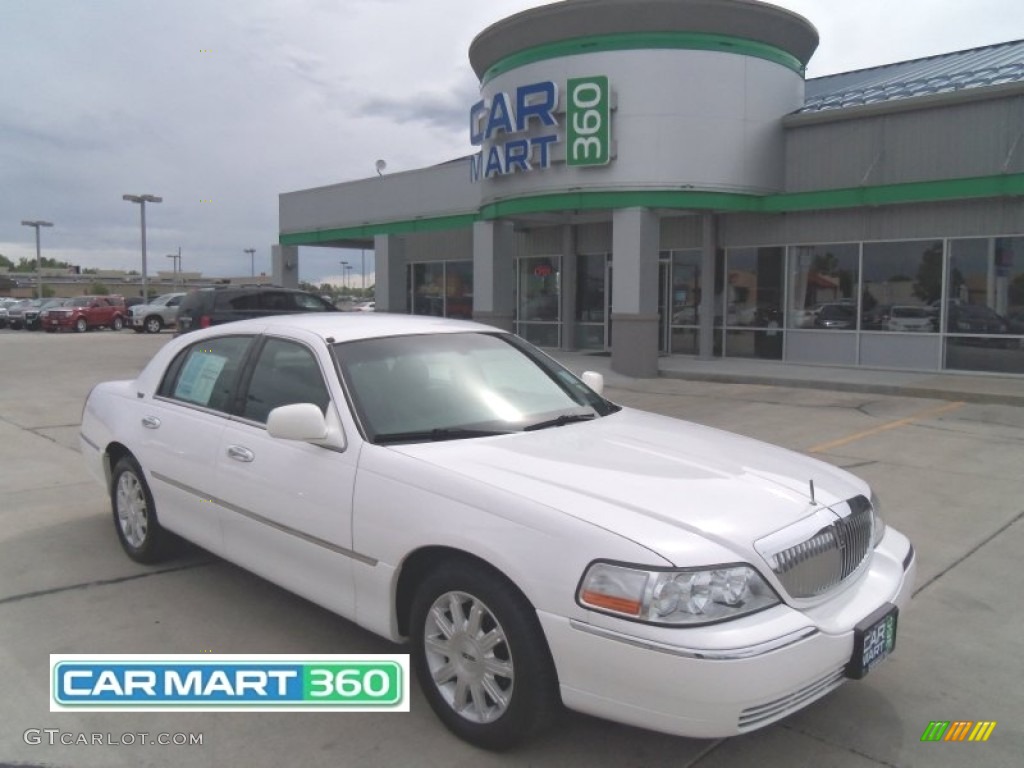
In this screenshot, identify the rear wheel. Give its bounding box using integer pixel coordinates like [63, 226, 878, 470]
[410, 561, 560, 750]
[144, 316, 163, 334]
[111, 315, 124, 331]
[111, 456, 171, 563]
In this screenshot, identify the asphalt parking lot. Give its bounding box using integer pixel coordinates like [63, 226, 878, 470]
[1, 327, 1021, 767]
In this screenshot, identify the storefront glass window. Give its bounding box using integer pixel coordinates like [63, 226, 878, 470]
[445, 261, 474, 320]
[410, 261, 473, 319]
[787, 243, 860, 330]
[722, 247, 783, 359]
[516, 256, 560, 348]
[576, 253, 609, 350]
[945, 237, 1024, 374]
[411, 263, 445, 317]
[860, 240, 942, 332]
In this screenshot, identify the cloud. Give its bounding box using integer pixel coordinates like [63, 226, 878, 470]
[2, 0, 1022, 286]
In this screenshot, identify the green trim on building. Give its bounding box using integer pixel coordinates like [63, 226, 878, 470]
[480, 173, 1024, 218]
[279, 213, 478, 246]
[279, 173, 1024, 245]
[480, 32, 805, 84]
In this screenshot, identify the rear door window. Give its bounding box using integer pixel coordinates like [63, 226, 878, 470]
[158, 336, 254, 413]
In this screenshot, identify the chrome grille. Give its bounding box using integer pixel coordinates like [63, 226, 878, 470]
[768, 496, 874, 598]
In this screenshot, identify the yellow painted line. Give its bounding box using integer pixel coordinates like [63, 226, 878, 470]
[808, 401, 965, 454]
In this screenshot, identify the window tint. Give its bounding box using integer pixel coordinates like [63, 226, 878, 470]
[241, 338, 331, 423]
[293, 292, 332, 311]
[160, 336, 253, 412]
[223, 291, 260, 311]
[257, 291, 293, 311]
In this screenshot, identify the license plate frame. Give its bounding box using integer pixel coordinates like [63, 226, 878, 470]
[846, 603, 898, 680]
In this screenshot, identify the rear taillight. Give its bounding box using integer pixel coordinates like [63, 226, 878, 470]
[199, 315, 212, 328]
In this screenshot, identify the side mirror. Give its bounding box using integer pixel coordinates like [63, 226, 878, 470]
[581, 371, 604, 396]
[267, 403, 328, 441]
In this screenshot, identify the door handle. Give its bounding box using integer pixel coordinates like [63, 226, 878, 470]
[141, 416, 161, 429]
[226, 445, 255, 463]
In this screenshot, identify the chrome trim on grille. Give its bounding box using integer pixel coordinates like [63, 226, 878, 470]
[757, 495, 874, 599]
[568, 619, 818, 660]
[738, 666, 846, 730]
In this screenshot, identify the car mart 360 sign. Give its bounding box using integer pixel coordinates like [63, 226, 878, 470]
[470, 76, 611, 181]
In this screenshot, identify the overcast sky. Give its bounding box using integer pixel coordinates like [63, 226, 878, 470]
[2, 0, 1020, 287]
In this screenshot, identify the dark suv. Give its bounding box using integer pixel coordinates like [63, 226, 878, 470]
[175, 286, 337, 334]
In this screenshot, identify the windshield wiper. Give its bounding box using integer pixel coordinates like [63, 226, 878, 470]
[374, 427, 510, 444]
[522, 412, 597, 431]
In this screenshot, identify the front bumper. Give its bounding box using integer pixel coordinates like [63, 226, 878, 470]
[539, 529, 916, 738]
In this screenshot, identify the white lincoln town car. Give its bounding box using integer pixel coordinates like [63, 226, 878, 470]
[80, 313, 915, 749]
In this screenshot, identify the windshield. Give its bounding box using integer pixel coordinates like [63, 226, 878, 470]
[333, 332, 617, 443]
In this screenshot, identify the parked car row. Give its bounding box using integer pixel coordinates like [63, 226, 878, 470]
[2, 286, 348, 335]
[789, 300, 1022, 336]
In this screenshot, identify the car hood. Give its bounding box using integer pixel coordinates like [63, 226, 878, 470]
[389, 408, 866, 563]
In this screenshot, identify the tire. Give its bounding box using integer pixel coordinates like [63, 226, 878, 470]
[144, 316, 163, 334]
[75, 317, 87, 333]
[410, 561, 560, 751]
[111, 315, 124, 331]
[110, 456, 171, 564]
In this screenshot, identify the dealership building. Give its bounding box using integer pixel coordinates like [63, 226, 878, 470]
[277, 0, 1024, 377]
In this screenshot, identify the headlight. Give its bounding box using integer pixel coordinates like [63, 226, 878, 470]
[577, 561, 780, 625]
[870, 491, 886, 546]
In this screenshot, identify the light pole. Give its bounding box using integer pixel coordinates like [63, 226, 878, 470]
[360, 249, 366, 291]
[123, 194, 162, 299]
[21, 220, 53, 299]
[340, 260, 349, 291]
[244, 248, 256, 278]
[165, 247, 181, 287]
[345, 264, 353, 291]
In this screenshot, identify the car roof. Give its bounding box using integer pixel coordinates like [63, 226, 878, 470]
[188, 312, 501, 344]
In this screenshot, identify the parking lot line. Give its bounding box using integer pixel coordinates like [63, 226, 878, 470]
[807, 401, 965, 454]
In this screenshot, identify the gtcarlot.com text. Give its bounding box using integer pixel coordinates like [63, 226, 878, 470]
[24, 729, 203, 747]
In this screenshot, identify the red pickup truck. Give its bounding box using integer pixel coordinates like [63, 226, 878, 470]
[45, 295, 127, 333]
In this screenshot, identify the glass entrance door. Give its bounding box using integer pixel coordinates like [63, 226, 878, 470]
[661, 250, 702, 355]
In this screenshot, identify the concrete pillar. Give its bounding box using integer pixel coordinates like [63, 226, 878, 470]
[375, 235, 408, 313]
[472, 220, 516, 331]
[272, 245, 299, 289]
[560, 225, 578, 350]
[698, 213, 717, 359]
[610, 207, 660, 377]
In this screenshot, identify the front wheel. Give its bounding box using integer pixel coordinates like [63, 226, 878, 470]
[410, 561, 560, 751]
[75, 317, 87, 333]
[111, 456, 171, 563]
[144, 316, 163, 334]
